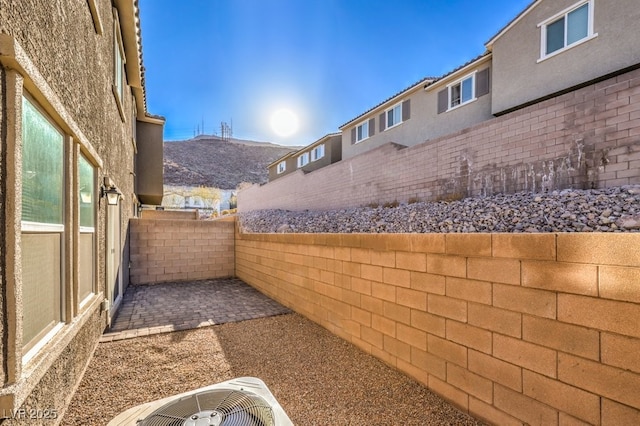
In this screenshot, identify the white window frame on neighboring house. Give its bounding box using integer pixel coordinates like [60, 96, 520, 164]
[538, 0, 597, 62]
[356, 120, 369, 143]
[297, 152, 310, 168]
[310, 144, 325, 162]
[277, 161, 286, 174]
[384, 103, 402, 130]
[447, 72, 476, 111]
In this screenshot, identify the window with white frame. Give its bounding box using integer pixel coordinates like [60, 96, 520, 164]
[78, 154, 96, 306]
[539, 0, 594, 59]
[113, 10, 126, 114]
[356, 121, 369, 143]
[21, 95, 65, 355]
[386, 103, 402, 129]
[297, 152, 310, 168]
[310, 144, 325, 161]
[277, 161, 286, 174]
[448, 73, 475, 110]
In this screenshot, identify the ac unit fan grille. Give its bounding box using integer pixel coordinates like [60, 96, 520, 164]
[137, 389, 276, 426]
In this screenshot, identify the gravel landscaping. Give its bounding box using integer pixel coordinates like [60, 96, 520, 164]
[64, 314, 483, 425]
[239, 186, 640, 234]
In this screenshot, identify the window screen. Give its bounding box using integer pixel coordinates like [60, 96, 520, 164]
[21, 97, 64, 225]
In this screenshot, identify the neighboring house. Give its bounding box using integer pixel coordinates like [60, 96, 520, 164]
[341, 54, 494, 160]
[268, 151, 296, 181]
[488, 0, 640, 115]
[0, 0, 163, 420]
[340, 0, 640, 160]
[296, 133, 342, 174]
[162, 191, 188, 209]
[268, 133, 342, 181]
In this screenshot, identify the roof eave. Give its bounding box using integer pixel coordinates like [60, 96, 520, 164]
[485, 0, 541, 49]
[115, 0, 148, 115]
[339, 77, 436, 130]
[267, 151, 295, 168]
[424, 53, 492, 92]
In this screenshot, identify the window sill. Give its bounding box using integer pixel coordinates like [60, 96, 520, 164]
[383, 121, 403, 132]
[21, 222, 64, 232]
[446, 97, 477, 113]
[86, 0, 103, 35]
[537, 33, 598, 63]
[1, 295, 103, 417]
[22, 323, 65, 365]
[355, 137, 369, 144]
[112, 85, 126, 122]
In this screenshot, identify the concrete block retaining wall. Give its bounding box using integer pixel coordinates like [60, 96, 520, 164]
[236, 231, 640, 425]
[239, 67, 640, 212]
[129, 219, 234, 285]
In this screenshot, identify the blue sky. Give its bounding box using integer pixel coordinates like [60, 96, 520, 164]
[139, 0, 532, 146]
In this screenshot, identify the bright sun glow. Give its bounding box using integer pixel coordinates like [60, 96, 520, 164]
[270, 108, 299, 137]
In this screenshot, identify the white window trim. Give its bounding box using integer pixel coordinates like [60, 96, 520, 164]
[22, 322, 65, 364]
[355, 121, 369, 143]
[537, 0, 597, 63]
[383, 102, 403, 131]
[78, 293, 94, 309]
[310, 144, 325, 162]
[21, 221, 65, 233]
[446, 71, 477, 112]
[277, 161, 286, 174]
[297, 152, 310, 168]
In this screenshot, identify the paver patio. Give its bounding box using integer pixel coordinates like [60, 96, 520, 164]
[101, 277, 292, 342]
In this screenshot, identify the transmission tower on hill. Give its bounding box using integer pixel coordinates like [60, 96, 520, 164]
[220, 120, 233, 142]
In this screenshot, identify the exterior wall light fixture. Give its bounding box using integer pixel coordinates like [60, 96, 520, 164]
[101, 177, 122, 206]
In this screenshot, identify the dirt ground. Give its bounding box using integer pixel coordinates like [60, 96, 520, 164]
[64, 313, 483, 425]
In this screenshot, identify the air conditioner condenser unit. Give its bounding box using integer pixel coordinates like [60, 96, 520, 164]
[109, 377, 293, 426]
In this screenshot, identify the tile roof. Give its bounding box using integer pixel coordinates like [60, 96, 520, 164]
[267, 132, 341, 167]
[339, 75, 437, 129]
[133, 0, 149, 113]
[423, 51, 491, 91]
[339, 50, 490, 130]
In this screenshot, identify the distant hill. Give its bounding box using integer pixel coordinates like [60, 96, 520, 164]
[164, 136, 299, 189]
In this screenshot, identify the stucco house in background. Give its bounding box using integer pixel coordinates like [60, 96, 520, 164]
[268, 151, 296, 181]
[339, 0, 640, 160]
[340, 53, 493, 160]
[488, 0, 640, 115]
[268, 133, 342, 181]
[240, 0, 640, 212]
[0, 0, 163, 420]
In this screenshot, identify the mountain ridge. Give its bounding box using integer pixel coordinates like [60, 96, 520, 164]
[163, 136, 299, 189]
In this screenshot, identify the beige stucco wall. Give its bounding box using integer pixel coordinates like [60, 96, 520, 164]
[342, 62, 493, 160]
[491, 0, 640, 114]
[0, 0, 145, 420]
[237, 232, 640, 425]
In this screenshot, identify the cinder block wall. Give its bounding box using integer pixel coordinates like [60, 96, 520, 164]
[129, 219, 234, 285]
[140, 210, 199, 220]
[239, 67, 640, 212]
[236, 232, 640, 425]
